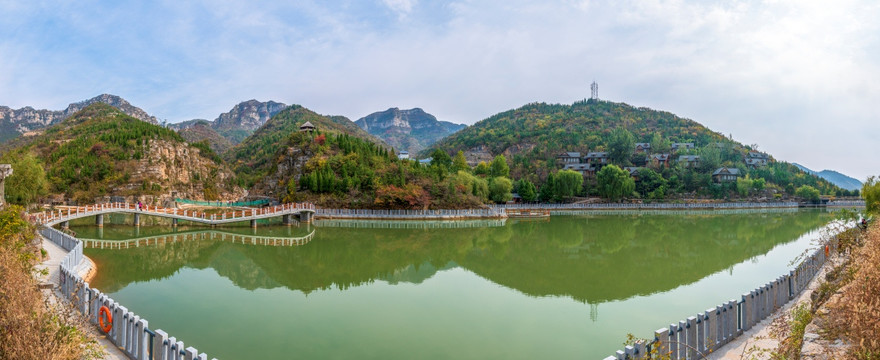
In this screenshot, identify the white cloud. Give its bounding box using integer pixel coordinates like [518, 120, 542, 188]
[382, 0, 416, 19]
[0, 0, 878, 180]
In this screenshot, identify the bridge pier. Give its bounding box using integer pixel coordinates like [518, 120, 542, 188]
[61, 221, 69, 230]
[133, 213, 140, 227]
[97, 226, 103, 239]
[250, 219, 257, 228]
[172, 218, 178, 227]
[282, 214, 291, 226]
[297, 212, 312, 223]
[96, 214, 103, 228]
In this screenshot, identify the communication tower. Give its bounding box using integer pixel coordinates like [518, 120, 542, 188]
[590, 81, 598, 101]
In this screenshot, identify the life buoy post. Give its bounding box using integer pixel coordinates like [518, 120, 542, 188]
[98, 306, 113, 333]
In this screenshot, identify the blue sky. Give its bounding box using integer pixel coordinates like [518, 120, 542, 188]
[1, 0, 878, 181]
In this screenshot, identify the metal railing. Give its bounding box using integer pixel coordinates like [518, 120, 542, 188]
[42, 226, 218, 360]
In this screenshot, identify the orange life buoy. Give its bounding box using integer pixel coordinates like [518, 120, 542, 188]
[98, 306, 113, 333]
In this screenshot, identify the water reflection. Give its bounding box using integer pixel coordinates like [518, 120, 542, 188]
[82, 210, 831, 303]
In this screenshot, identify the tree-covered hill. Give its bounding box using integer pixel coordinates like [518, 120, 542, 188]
[225, 105, 386, 187]
[178, 120, 234, 154]
[426, 99, 844, 199]
[0, 103, 243, 204]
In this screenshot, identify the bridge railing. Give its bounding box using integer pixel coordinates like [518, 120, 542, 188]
[30, 202, 316, 225]
[314, 208, 505, 219]
[827, 200, 866, 207]
[492, 202, 799, 210]
[601, 222, 849, 360]
[42, 226, 218, 360]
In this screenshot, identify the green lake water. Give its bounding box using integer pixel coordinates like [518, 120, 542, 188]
[71, 209, 833, 359]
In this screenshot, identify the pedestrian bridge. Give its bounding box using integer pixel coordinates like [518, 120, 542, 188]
[33, 202, 316, 228]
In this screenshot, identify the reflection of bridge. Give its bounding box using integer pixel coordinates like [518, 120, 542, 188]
[32, 202, 316, 228]
[314, 218, 507, 229]
[80, 229, 316, 249]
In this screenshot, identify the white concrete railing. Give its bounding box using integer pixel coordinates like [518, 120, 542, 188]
[42, 226, 217, 360]
[827, 200, 866, 207]
[602, 223, 849, 360]
[80, 229, 316, 249]
[314, 208, 505, 219]
[493, 202, 800, 210]
[31, 202, 316, 227]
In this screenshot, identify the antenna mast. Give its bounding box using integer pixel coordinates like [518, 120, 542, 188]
[590, 81, 598, 101]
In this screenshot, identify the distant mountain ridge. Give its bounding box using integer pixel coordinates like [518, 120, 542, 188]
[355, 107, 465, 154]
[792, 163, 862, 191]
[0, 94, 158, 143]
[169, 100, 287, 144]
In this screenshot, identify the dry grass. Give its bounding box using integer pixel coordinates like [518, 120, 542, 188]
[0, 205, 98, 360]
[829, 220, 880, 359]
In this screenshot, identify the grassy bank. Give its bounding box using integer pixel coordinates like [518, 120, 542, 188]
[828, 219, 880, 358]
[0, 205, 97, 360]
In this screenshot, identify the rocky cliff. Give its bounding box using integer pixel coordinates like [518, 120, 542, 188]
[0, 94, 158, 144]
[132, 139, 245, 202]
[169, 100, 288, 145]
[354, 107, 465, 155]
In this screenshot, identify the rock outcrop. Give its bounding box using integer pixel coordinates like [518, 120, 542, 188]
[130, 139, 245, 202]
[169, 100, 288, 145]
[355, 107, 465, 155]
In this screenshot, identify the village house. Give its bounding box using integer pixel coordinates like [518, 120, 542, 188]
[418, 157, 432, 166]
[623, 167, 640, 181]
[397, 151, 410, 160]
[563, 163, 595, 178]
[646, 154, 671, 168]
[556, 152, 582, 164]
[584, 152, 608, 167]
[712, 167, 741, 183]
[745, 151, 771, 168]
[678, 155, 701, 168]
[634, 143, 651, 154]
[671, 142, 694, 153]
[299, 121, 316, 132]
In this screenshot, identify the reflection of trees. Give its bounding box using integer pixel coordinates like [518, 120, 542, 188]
[84, 211, 830, 304]
[460, 211, 830, 303]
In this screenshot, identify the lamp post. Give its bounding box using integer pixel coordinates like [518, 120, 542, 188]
[0, 164, 11, 207]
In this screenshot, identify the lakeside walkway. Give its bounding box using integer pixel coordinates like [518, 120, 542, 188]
[706, 252, 845, 359]
[37, 236, 128, 360]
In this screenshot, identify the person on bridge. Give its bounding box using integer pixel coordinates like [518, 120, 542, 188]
[137, 201, 142, 211]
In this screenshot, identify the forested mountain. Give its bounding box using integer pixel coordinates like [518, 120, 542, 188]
[169, 100, 287, 144]
[426, 99, 844, 199]
[0, 94, 159, 144]
[0, 103, 243, 203]
[225, 104, 384, 187]
[177, 120, 234, 154]
[355, 107, 466, 154]
[793, 163, 862, 191]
